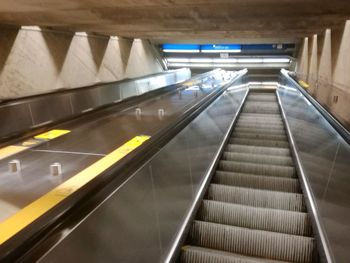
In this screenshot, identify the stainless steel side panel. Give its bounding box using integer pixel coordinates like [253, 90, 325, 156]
[277, 80, 350, 263]
[39, 83, 247, 262]
[0, 68, 191, 139]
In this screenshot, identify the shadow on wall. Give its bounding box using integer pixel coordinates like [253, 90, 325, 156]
[0, 27, 164, 99]
[41, 29, 73, 74]
[0, 25, 19, 73]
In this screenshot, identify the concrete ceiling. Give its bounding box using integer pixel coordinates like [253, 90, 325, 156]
[0, 0, 349, 43]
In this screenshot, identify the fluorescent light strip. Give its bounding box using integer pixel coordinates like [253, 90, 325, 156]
[201, 49, 241, 53]
[163, 49, 200, 53]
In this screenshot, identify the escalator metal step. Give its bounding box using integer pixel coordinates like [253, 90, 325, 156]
[181, 246, 287, 263]
[240, 113, 281, 119]
[222, 152, 293, 166]
[237, 118, 283, 124]
[188, 221, 315, 262]
[214, 171, 300, 193]
[230, 138, 289, 148]
[246, 94, 277, 102]
[242, 102, 280, 114]
[234, 127, 286, 136]
[236, 122, 285, 130]
[226, 144, 291, 156]
[232, 132, 287, 141]
[198, 200, 312, 236]
[219, 160, 296, 177]
[207, 184, 305, 212]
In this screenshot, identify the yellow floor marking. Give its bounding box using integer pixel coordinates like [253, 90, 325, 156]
[0, 145, 28, 160]
[34, 129, 71, 140]
[0, 135, 150, 245]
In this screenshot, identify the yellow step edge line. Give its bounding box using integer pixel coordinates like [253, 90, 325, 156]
[0, 135, 150, 245]
[34, 129, 71, 140]
[0, 145, 28, 160]
[0, 129, 71, 162]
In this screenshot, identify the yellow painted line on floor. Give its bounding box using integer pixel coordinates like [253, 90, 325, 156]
[34, 129, 71, 140]
[0, 145, 28, 160]
[0, 135, 150, 245]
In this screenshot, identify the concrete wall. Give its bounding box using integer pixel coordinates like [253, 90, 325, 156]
[296, 20, 350, 129]
[0, 26, 163, 99]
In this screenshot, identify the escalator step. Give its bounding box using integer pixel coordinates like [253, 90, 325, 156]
[240, 113, 281, 119]
[214, 171, 300, 193]
[236, 122, 284, 130]
[218, 160, 296, 177]
[230, 138, 289, 148]
[232, 132, 287, 141]
[226, 144, 291, 156]
[207, 184, 305, 212]
[238, 119, 283, 124]
[181, 246, 287, 263]
[222, 152, 293, 166]
[246, 94, 277, 102]
[237, 118, 283, 125]
[234, 127, 286, 136]
[188, 221, 315, 262]
[198, 200, 312, 236]
[242, 103, 280, 114]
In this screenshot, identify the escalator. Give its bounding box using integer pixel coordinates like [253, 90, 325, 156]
[180, 90, 317, 262]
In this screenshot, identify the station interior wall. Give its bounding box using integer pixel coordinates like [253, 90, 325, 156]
[0, 26, 163, 99]
[296, 20, 350, 129]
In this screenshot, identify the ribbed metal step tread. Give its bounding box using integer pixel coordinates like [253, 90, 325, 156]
[181, 246, 288, 263]
[240, 113, 281, 119]
[222, 152, 293, 166]
[198, 200, 312, 236]
[236, 122, 285, 130]
[242, 103, 280, 114]
[214, 171, 300, 193]
[230, 138, 289, 148]
[234, 127, 286, 136]
[207, 184, 305, 211]
[188, 221, 315, 262]
[232, 132, 287, 142]
[226, 144, 291, 156]
[231, 132, 288, 141]
[219, 160, 296, 178]
[238, 117, 283, 123]
[246, 94, 277, 102]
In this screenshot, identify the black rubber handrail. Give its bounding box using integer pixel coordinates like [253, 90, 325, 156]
[280, 69, 350, 145]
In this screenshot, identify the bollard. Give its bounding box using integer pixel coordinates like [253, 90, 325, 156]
[8, 160, 21, 173]
[50, 163, 62, 176]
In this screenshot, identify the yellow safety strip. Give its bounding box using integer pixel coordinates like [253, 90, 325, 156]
[0, 145, 28, 160]
[298, 80, 310, 89]
[34, 129, 71, 140]
[0, 130, 71, 161]
[0, 135, 150, 244]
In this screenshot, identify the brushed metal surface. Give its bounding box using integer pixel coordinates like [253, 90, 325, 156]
[38, 83, 247, 262]
[278, 78, 350, 263]
[0, 69, 231, 224]
[0, 68, 191, 140]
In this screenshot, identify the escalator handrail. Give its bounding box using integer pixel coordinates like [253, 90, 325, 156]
[280, 69, 350, 145]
